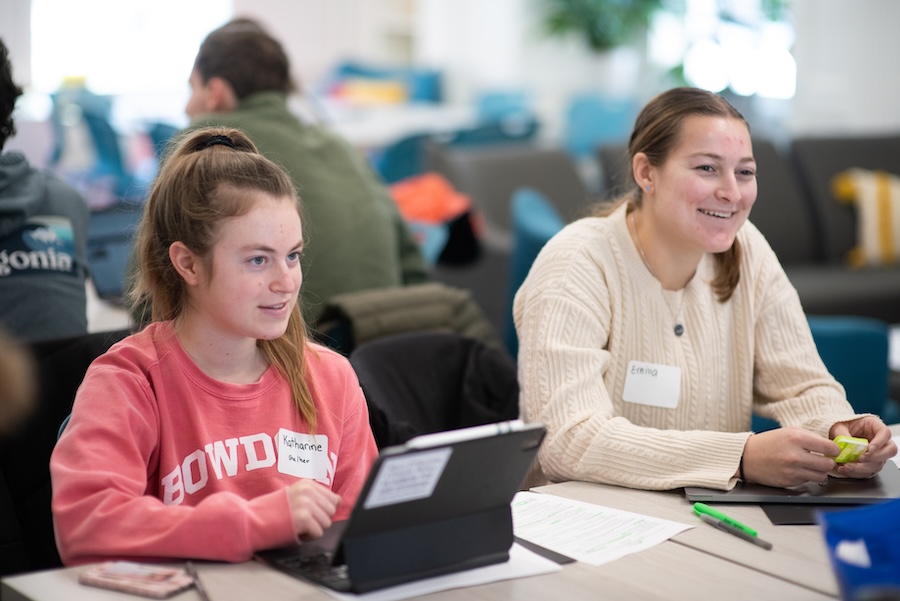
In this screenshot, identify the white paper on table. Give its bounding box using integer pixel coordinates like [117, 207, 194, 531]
[511, 491, 693, 566]
[324, 543, 562, 601]
[892, 435, 900, 467]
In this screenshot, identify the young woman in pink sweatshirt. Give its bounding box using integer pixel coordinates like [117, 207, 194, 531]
[51, 127, 378, 565]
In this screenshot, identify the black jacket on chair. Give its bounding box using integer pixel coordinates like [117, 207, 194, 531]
[349, 331, 519, 449]
[0, 328, 130, 576]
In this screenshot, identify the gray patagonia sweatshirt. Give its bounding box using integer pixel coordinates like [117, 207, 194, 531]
[0, 151, 90, 341]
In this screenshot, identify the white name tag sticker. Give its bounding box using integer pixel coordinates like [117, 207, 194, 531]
[622, 361, 681, 408]
[364, 448, 452, 509]
[276, 429, 329, 480]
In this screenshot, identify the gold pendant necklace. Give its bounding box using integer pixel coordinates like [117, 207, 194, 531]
[629, 210, 685, 337]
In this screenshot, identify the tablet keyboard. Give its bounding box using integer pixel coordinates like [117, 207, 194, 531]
[276, 553, 352, 592]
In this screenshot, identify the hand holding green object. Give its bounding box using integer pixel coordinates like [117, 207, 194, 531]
[834, 435, 869, 463]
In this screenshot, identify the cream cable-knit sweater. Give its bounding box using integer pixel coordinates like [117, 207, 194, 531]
[514, 203, 859, 491]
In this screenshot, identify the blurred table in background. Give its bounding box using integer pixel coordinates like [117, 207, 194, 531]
[319, 100, 475, 151]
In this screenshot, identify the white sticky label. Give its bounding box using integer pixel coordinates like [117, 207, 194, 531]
[276, 429, 329, 480]
[364, 448, 452, 509]
[622, 360, 682, 408]
[835, 539, 871, 568]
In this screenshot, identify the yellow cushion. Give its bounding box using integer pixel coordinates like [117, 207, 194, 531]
[832, 168, 900, 267]
[332, 78, 407, 105]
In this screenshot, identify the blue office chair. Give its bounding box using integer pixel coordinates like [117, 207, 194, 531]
[47, 86, 113, 169]
[86, 200, 145, 301]
[374, 119, 540, 185]
[80, 111, 150, 203]
[147, 121, 180, 159]
[505, 187, 566, 357]
[475, 90, 533, 123]
[372, 133, 434, 184]
[563, 93, 638, 159]
[752, 315, 899, 432]
[447, 118, 540, 148]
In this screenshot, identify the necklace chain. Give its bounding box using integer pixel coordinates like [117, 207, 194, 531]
[629, 210, 685, 336]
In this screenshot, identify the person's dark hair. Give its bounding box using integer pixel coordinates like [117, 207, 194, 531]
[596, 87, 750, 301]
[0, 37, 24, 151]
[193, 19, 298, 99]
[130, 126, 317, 429]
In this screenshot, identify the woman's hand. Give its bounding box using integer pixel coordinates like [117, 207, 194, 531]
[830, 416, 898, 479]
[285, 479, 341, 540]
[742, 427, 839, 488]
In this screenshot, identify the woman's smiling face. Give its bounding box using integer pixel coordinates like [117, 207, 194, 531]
[646, 115, 757, 256]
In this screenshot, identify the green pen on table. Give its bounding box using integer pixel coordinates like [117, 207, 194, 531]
[692, 502, 773, 550]
[692, 502, 757, 537]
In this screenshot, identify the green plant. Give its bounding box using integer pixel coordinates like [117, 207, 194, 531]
[761, 0, 789, 21]
[541, 0, 664, 52]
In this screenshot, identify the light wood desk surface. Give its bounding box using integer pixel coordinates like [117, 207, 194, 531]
[533, 423, 900, 599]
[8, 427, 897, 600]
[534, 480, 838, 597]
[1, 536, 834, 601]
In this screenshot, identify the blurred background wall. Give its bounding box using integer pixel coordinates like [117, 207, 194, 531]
[1, 0, 899, 143]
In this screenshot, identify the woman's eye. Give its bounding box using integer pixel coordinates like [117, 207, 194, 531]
[697, 165, 715, 173]
[250, 256, 266, 266]
[287, 251, 301, 262]
[739, 168, 757, 177]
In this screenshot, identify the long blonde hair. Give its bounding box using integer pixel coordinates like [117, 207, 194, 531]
[596, 87, 749, 302]
[130, 126, 318, 429]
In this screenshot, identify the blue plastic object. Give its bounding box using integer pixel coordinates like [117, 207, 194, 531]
[505, 188, 565, 357]
[818, 497, 900, 600]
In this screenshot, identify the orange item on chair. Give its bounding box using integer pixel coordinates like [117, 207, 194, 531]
[389, 173, 472, 224]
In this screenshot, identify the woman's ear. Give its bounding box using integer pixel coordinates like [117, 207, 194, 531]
[169, 242, 202, 286]
[632, 152, 654, 192]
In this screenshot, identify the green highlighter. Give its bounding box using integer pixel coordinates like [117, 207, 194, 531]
[692, 502, 757, 537]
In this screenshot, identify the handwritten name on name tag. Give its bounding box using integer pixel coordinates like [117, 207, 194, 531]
[277, 429, 329, 479]
[622, 361, 681, 409]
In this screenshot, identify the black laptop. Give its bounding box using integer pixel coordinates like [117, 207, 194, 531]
[256, 420, 546, 594]
[684, 462, 900, 504]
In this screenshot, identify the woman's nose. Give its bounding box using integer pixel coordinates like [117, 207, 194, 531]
[271, 262, 300, 292]
[717, 174, 740, 202]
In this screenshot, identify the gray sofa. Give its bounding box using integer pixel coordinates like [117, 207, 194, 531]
[600, 135, 900, 325]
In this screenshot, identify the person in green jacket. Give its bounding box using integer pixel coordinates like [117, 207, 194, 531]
[130, 18, 428, 330]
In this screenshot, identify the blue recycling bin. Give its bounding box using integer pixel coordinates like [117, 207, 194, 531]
[818, 496, 900, 600]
